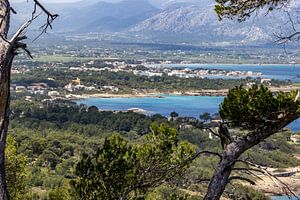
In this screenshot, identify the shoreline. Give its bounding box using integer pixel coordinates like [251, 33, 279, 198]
[163, 63, 300, 67]
[66, 86, 300, 100]
[66, 90, 228, 100]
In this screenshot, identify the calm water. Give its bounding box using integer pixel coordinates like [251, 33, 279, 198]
[76, 95, 300, 132]
[272, 196, 300, 200]
[165, 64, 300, 82]
[77, 95, 223, 117]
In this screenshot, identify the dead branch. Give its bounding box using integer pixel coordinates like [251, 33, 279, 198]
[229, 176, 256, 185]
[10, 0, 59, 56]
[232, 167, 265, 174]
[235, 159, 300, 199]
[178, 150, 222, 169]
[204, 127, 221, 139]
[273, 10, 300, 44]
[10, 7, 16, 14]
[31, 0, 59, 36]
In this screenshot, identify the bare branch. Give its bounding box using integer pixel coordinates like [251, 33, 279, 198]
[176, 150, 222, 170]
[8, 0, 58, 58]
[10, 7, 17, 15]
[232, 167, 265, 174]
[272, 10, 300, 45]
[235, 159, 300, 199]
[204, 127, 221, 139]
[193, 150, 222, 160]
[10, 13, 41, 44]
[229, 176, 256, 185]
[32, 0, 59, 41]
[275, 31, 300, 44]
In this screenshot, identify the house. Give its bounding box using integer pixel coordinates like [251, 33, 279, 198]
[15, 86, 26, 92]
[290, 134, 300, 143]
[27, 83, 48, 91]
[64, 83, 74, 92]
[85, 86, 96, 91]
[25, 96, 33, 102]
[261, 78, 272, 85]
[32, 90, 46, 95]
[48, 91, 60, 96]
[71, 77, 81, 85]
[246, 82, 256, 87]
[102, 86, 119, 92]
[74, 85, 85, 90]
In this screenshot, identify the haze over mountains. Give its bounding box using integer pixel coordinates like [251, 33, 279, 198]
[10, 0, 300, 46]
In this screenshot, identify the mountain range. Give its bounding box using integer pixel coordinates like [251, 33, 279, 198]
[9, 0, 300, 46]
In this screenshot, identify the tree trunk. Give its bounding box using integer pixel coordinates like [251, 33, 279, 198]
[204, 114, 299, 200]
[0, 0, 11, 199]
[204, 144, 240, 200]
[204, 161, 233, 200]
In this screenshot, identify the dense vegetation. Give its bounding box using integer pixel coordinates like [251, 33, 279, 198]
[1, 0, 299, 199]
[6, 96, 300, 199]
[10, 100, 170, 135]
[71, 124, 195, 200]
[12, 68, 288, 93]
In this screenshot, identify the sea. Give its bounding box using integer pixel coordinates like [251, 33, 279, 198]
[164, 64, 300, 82]
[76, 64, 300, 132]
[272, 196, 300, 200]
[76, 95, 300, 132]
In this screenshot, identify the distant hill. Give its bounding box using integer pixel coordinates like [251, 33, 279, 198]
[9, 0, 300, 46]
[10, 0, 159, 33]
[130, 4, 273, 45]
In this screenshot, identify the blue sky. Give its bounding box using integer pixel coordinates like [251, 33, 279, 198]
[11, 0, 83, 3]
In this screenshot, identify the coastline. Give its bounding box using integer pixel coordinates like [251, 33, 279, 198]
[66, 89, 228, 100]
[66, 86, 300, 100]
[163, 63, 300, 67]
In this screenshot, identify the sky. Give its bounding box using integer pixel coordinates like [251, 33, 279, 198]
[11, 0, 81, 2]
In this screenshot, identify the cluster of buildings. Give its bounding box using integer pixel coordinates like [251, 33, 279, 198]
[133, 67, 263, 79]
[11, 66, 30, 74]
[11, 83, 49, 95]
[153, 67, 262, 79]
[68, 61, 263, 80]
[11, 75, 120, 101]
[10, 83, 63, 98]
[64, 78, 97, 92]
[64, 78, 119, 93]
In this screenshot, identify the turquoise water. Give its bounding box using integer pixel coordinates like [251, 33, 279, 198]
[76, 95, 300, 132]
[76, 95, 224, 117]
[272, 196, 300, 200]
[165, 64, 300, 82]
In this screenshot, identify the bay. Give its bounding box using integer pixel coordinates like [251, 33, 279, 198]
[76, 95, 300, 132]
[76, 95, 223, 117]
[272, 196, 300, 200]
[165, 64, 300, 82]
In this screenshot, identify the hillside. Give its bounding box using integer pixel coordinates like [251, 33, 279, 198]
[9, 0, 300, 46]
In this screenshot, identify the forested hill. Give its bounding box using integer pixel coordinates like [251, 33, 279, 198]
[8, 97, 300, 199]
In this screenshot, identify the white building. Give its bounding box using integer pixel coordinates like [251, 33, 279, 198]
[48, 91, 60, 96]
[15, 86, 26, 92]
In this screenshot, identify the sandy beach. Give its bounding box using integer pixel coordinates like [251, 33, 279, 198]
[66, 89, 229, 100]
[251, 167, 300, 196]
[247, 153, 300, 196]
[66, 85, 300, 100]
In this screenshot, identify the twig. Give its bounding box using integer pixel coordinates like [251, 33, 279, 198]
[229, 176, 256, 185]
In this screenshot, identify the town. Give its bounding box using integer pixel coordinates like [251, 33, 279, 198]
[10, 58, 269, 100]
